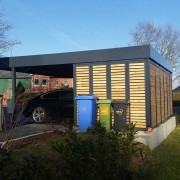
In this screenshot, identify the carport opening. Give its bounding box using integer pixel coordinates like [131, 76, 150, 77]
[0, 62, 74, 131]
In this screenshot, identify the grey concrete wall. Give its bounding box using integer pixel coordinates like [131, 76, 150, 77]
[135, 116, 176, 150]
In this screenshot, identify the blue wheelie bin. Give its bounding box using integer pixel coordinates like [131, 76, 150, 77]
[75, 95, 98, 131]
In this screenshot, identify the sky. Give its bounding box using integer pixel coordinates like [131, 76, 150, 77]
[1, 0, 180, 57]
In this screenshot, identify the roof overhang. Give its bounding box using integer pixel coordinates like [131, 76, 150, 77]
[0, 45, 173, 77]
[0, 57, 10, 71]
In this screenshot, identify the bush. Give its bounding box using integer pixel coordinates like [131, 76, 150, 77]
[0, 122, 137, 179]
[52, 122, 137, 179]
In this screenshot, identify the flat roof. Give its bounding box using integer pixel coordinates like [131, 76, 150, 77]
[0, 45, 173, 77]
[0, 57, 10, 70]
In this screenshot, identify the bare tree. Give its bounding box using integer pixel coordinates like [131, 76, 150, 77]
[130, 22, 180, 76]
[0, 11, 20, 56]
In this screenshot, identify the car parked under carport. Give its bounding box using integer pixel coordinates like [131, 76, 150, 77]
[23, 88, 74, 123]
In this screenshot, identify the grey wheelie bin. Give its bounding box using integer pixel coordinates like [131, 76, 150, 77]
[112, 100, 129, 132]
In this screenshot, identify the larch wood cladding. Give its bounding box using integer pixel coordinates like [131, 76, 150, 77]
[169, 76, 173, 115]
[111, 63, 126, 125]
[111, 64, 126, 100]
[150, 63, 172, 127]
[75, 66, 90, 125]
[155, 67, 161, 124]
[129, 63, 146, 128]
[93, 65, 107, 121]
[164, 71, 168, 119]
[150, 64, 157, 127]
[75, 60, 172, 130]
[160, 69, 165, 122]
[76, 66, 90, 94]
[92, 65, 107, 99]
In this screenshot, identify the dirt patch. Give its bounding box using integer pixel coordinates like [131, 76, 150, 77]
[2, 130, 64, 150]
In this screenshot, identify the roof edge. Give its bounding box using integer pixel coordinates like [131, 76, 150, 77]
[149, 45, 173, 72]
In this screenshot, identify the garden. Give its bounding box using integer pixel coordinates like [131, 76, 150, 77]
[0, 122, 179, 179]
[0, 122, 144, 179]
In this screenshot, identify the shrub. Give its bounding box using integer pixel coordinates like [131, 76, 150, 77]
[0, 149, 16, 179]
[52, 122, 137, 179]
[0, 122, 137, 179]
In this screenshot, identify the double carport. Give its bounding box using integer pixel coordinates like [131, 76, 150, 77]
[0, 45, 173, 131]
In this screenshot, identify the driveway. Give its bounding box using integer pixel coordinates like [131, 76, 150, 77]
[0, 123, 64, 143]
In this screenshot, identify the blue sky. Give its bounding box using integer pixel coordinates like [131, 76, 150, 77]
[1, 0, 180, 57]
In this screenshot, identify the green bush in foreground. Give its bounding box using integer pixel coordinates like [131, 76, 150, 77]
[52, 122, 137, 179]
[0, 122, 137, 179]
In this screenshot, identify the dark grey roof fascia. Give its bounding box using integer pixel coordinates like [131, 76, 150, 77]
[9, 45, 172, 72]
[149, 46, 173, 73]
[0, 57, 10, 70]
[9, 45, 150, 67]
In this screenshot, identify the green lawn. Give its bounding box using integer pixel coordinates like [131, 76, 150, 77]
[136, 124, 180, 180]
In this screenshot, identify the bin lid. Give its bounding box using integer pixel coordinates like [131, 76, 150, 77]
[97, 99, 112, 104]
[112, 100, 129, 105]
[75, 94, 99, 100]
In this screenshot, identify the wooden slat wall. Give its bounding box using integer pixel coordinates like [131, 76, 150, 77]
[167, 73, 170, 117]
[155, 67, 161, 124]
[169, 76, 173, 115]
[111, 63, 126, 125]
[75, 62, 172, 129]
[93, 65, 107, 99]
[75, 66, 90, 125]
[76, 66, 90, 94]
[160, 69, 165, 121]
[164, 71, 168, 119]
[129, 63, 146, 128]
[168, 74, 172, 117]
[93, 65, 107, 121]
[111, 64, 126, 100]
[150, 64, 157, 127]
[164, 72, 172, 119]
[150, 63, 172, 128]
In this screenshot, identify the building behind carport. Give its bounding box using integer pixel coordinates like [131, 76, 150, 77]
[1, 45, 176, 149]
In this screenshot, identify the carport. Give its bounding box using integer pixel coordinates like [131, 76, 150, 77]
[0, 45, 173, 130]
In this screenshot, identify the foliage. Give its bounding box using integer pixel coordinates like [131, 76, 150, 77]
[61, 82, 69, 88]
[130, 22, 180, 76]
[0, 124, 179, 179]
[0, 149, 16, 179]
[0, 9, 20, 56]
[51, 122, 137, 179]
[14, 154, 60, 180]
[0, 122, 144, 179]
[134, 124, 180, 180]
[16, 81, 26, 98]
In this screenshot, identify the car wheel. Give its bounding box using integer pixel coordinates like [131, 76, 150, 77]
[32, 107, 47, 123]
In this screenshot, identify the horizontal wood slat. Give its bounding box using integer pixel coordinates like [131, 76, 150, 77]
[129, 62, 146, 129]
[150, 63, 172, 128]
[111, 64, 125, 100]
[76, 66, 89, 95]
[93, 65, 107, 99]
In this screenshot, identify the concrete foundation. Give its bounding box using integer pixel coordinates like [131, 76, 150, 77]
[135, 116, 176, 150]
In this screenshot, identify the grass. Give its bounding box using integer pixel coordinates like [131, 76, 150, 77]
[3, 124, 180, 179]
[136, 124, 180, 180]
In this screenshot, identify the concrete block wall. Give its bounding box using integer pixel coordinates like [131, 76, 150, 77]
[135, 116, 176, 150]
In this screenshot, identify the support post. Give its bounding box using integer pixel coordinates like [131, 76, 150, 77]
[12, 67, 16, 114]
